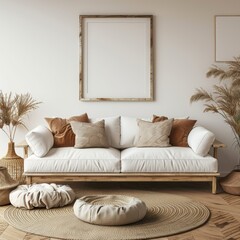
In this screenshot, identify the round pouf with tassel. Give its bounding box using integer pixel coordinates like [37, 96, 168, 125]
[0, 166, 19, 205]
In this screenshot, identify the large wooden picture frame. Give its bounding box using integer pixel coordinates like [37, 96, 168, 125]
[79, 15, 153, 101]
[215, 15, 240, 62]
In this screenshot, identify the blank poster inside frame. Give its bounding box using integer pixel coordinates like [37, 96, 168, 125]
[80, 15, 153, 101]
[215, 15, 240, 62]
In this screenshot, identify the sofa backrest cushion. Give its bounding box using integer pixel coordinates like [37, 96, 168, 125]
[25, 125, 54, 157]
[90, 116, 120, 148]
[120, 117, 150, 148]
[188, 126, 215, 157]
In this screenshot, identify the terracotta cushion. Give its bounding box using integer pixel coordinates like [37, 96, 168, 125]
[170, 119, 197, 147]
[45, 113, 89, 147]
[152, 115, 196, 147]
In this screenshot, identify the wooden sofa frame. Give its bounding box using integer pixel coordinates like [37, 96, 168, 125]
[17, 140, 224, 194]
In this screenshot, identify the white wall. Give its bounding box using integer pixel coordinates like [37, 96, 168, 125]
[0, 0, 239, 174]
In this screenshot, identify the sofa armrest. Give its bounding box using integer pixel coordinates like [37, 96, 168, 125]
[25, 125, 54, 157]
[188, 126, 215, 157]
[16, 140, 29, 159]
[212, 139, 225, 158]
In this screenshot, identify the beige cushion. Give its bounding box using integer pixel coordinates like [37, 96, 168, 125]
[90, 116, 120, 148]
[120, 116, 151, 148]
[71, 120, 109, 148]
[73, 195, 147, 225]
[10, 184, 75, 209]
[134, 119, 173, 147]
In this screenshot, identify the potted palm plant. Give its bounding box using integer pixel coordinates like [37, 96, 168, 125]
[190, 56, 240, 195]
[0, 91, 40, 182]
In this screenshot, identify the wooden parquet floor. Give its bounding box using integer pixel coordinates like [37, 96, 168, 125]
[0, 182, 240, 240]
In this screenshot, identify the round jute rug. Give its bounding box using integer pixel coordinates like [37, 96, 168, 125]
[4, 189, 210, 240]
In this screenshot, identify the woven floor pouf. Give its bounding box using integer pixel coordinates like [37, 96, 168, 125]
[73, 195, 147, 226]
[10, 183, 75, 209]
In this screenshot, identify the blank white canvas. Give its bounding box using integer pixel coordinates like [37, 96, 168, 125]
[215, 16, 240, 62]
[83, 18, 151, 99]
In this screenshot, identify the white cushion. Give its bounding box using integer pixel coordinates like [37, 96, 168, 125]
[10, 183, 75, 209]
[121, 147, 218, 173]
[25, 147, 121, 173]
[188, 126, 215, 157]
[120, 117, 150, 148]
[90, 116, 120, 148]
[73, 195, 146, 225]
[25, 125, 54, 157]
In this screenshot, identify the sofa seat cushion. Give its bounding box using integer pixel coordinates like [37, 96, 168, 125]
[24, 147, 121, 173]
[121, 147, 218, 173]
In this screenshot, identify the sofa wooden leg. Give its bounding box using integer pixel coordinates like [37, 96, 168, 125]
[26, 176, 32, 185]
[212, 176, 217, 194]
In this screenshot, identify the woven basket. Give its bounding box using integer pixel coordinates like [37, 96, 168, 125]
[220, 169, 240, 195]
[0, 142, 24, 183]
[0, 166, 18, 205]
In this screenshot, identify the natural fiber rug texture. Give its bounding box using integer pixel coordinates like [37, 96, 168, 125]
[4, 188, 210, 240]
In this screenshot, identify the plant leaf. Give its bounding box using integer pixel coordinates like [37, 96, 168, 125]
[190, 88, 213, 103]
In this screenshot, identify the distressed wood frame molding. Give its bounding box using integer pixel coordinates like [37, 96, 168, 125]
[79, 15, 153, 101]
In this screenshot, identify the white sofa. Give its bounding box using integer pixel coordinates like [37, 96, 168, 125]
[22, 116, 223, 194]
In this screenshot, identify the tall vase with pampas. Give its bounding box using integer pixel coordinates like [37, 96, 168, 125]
[190, 56, 240, 195]
[0, 91, 40, 182]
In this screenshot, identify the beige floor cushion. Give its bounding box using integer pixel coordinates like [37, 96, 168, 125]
[73, 195, 147, 226]
[10, 183, 75, 209]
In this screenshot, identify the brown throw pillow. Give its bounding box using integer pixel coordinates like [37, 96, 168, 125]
[152, 115, 168, 122]
[45, 113, 89, 147]
[170, 119, 196, 147]
[152, 115, 196, 147]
